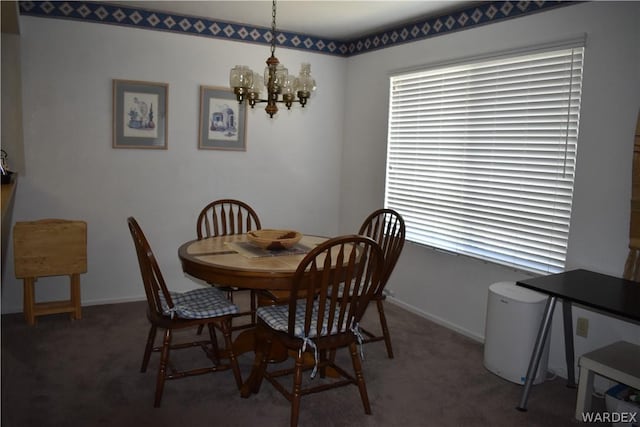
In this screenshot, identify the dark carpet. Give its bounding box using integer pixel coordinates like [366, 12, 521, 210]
[1, 298, 604, 426]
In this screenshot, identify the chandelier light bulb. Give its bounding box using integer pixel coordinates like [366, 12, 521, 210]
[229, 65, 253, 89]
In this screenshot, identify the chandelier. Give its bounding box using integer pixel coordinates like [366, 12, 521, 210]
[229, 0, 316, 118]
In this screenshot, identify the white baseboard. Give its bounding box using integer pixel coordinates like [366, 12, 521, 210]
[1, 295, 147, 315]
[83, 295, 147, 306]
[386, 296, 485, 343]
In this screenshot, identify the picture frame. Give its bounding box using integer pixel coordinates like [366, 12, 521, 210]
[113, 79, 168, 149]
[198, 85, 247, 151]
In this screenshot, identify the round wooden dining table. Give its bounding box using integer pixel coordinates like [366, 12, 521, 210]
[178, 233, 328, 290]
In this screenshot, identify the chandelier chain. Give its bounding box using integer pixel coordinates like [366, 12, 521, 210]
[270, 0, 277, 56]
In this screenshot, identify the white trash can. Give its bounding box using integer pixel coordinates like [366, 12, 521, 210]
[483, 281, 550, 385]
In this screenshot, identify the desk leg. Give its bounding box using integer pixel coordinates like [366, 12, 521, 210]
[562, 299, 577, 388]
[517, 295, 556, 411]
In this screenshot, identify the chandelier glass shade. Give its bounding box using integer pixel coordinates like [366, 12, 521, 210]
[229, 0, 316, 118]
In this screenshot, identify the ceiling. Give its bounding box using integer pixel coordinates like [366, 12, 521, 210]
[112, 1, 478, 40]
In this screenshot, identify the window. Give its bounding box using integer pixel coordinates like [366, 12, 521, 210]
[385, 43, 585, 274]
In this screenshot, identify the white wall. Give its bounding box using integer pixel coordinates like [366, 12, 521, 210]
[1, 17, 346, 311]
[340, 1, 640, 383]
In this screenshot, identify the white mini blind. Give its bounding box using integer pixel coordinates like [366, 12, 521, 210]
[385, 45, 585, 274]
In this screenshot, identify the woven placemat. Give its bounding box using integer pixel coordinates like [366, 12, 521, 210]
[226, 241, 312, 258]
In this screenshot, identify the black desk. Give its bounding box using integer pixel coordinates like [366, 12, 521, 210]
[515, 269, 640, 411]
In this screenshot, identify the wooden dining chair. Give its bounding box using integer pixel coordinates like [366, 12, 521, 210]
[196, 199, 262, 330]
[356, 208, 406, 358]
[245, 235, 384, 427]
[128, 217, 242, 407]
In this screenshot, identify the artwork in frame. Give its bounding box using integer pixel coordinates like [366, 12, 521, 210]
[198, 86, 247, 151]
[113, 79, 168, 149]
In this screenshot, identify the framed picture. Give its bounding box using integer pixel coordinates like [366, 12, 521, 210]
[113, 79, 168, 149]
[198, 85, 247, 151]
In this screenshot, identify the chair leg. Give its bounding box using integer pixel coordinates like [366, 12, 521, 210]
[350, 341, 372, 415]
[141, 325, 157, 373]
[319, 349, 327, 378]
[196, 324, 204, 335]
[220, 318, 243, 389]
[291, 350, 305, 427]
[328, 348, 337, 364]
[207, 323, 220, 364]
[154, 328, 172, 408]
[377, 299, 394, 359]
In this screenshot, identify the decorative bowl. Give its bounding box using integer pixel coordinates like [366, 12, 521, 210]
[247, 229, 302, 250]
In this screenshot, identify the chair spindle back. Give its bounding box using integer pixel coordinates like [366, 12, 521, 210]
[128, 217, 174, 316]
[196, 199, 261, 239]
[359, 209, 405, 291]
[288, 235, 383, 339]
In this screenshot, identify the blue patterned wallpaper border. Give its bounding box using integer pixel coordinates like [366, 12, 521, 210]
[19, 1, 579, 57]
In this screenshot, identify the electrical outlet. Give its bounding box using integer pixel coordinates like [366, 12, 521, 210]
[576, 317, 589, 338]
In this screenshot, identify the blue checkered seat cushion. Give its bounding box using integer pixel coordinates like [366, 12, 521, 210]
[257, 301, 347, 338]
[258, 299, 366, 379]
[159, 287, 239, 319]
